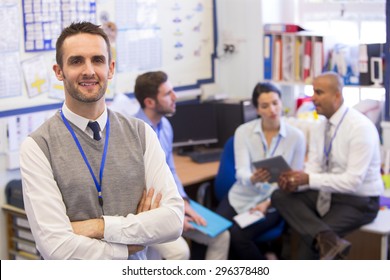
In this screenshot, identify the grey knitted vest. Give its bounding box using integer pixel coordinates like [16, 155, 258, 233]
[30, 109, 146, 221]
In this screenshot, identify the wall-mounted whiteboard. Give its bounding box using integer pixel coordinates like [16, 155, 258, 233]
[0, 0, 216, 118]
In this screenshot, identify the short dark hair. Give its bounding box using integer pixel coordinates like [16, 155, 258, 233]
[134, 71, 168, 108]
[251, 82, 281, 108]
[55, 21, 111, 68]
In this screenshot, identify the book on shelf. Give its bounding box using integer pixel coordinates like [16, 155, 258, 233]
[302, 38, 312, 82]
[294, 36, 303, 81]
[263, 34, 273, 80]
[312, 39, 324, 78]
[272, 36, 282, 81]
[282, 34, 295, 82]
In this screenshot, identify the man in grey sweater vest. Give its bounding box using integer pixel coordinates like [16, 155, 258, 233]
[19, 22, 184, 260]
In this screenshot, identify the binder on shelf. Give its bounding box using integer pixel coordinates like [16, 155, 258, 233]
[273, 36, 282, 81]
[14, 216, 30, 229]
[15, 239, 39, 255]
[312, 37, 324, 78]
[282, 34, 295, 82]
[264, 23, 305, 33]
[263, 34, 273, 80]
[15, 228, 35, 242]
[302, 37, 312, 83]
[294, 36, 303, 81]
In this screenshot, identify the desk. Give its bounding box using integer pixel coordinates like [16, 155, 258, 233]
[346, 208, 390, 260]
[173, 154, 219, 186]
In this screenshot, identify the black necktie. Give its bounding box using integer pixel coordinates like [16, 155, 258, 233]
[87, 121, 101, 141]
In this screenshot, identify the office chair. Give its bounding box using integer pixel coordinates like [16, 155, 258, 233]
[214, 136, 285, 244]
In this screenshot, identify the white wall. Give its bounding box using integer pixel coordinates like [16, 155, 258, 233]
[213, 0, 263, 100]
[213, 0, 297, 100]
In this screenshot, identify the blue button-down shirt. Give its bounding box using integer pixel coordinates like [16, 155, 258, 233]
[134, 109, 188, 199]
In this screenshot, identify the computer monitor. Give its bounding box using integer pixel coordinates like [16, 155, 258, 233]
[167, 102, 218, 148]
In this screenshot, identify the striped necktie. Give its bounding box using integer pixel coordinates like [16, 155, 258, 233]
[316, 120, 332, 217]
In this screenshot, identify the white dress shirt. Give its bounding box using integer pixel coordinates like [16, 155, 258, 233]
[306, 103, 384, 196]
[20, 103, 184, 260]
[229, 118, 306, 213]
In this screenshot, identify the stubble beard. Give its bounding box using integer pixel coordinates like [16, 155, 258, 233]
[64, 78, 107, 103]
[155, 102, 176, 117]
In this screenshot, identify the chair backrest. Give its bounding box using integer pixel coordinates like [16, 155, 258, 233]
[214, 135, 285, 243]
[214, 136, 235, 202]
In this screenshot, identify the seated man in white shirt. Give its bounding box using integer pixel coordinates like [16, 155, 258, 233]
[273, 72, 384, 260]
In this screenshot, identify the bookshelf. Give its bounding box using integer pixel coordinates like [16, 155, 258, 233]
[2, 204, 40, 260]
[263, 30, 334, 84]
[262, 26, 386, 116]
[263, 27, 386, 87]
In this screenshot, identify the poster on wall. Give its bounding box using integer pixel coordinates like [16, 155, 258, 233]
[22, 55, 50, 98]
[22, 0, 97, 52]
[0, 53, 23, 99]
[0, 3, 22, 99]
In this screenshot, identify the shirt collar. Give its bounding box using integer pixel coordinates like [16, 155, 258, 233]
[134, 108, 162, 131]
[62, 103, 107, 132]
[253, 118, 287, 138]
[329, 103, 348, 127]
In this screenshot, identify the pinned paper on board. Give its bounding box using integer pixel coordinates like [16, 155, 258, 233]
[21, 55, 49, 98]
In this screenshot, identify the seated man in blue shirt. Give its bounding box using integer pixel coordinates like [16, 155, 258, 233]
[133, 71, 230, 260]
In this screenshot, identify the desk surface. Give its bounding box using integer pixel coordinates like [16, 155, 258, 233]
[173, 154, 220, 186]
[360, 208, 390, 234]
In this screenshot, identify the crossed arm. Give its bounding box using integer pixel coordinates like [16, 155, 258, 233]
[71, 188, 162, 256]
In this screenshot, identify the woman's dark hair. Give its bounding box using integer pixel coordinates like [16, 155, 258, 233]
[251, 82, 281, 108]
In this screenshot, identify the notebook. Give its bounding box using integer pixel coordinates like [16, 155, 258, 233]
[188, 200, 233, 238]
[233, 210, 265, 229]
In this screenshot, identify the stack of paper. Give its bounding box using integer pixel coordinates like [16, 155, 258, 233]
[233, 211, 265, 228]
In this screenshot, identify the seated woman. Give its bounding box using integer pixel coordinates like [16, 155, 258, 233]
[216, 82, 306, 260]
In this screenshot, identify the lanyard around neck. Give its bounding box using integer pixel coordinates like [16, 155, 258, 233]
[323, 108, 349, 166]
[60, 110, 110, 208]
[262, 133, 282, 158]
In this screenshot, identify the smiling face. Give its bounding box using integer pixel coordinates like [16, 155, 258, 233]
[53, 33, 115, 107]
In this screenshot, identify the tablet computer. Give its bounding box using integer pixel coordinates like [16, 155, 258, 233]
[252, 155, 291, 183]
